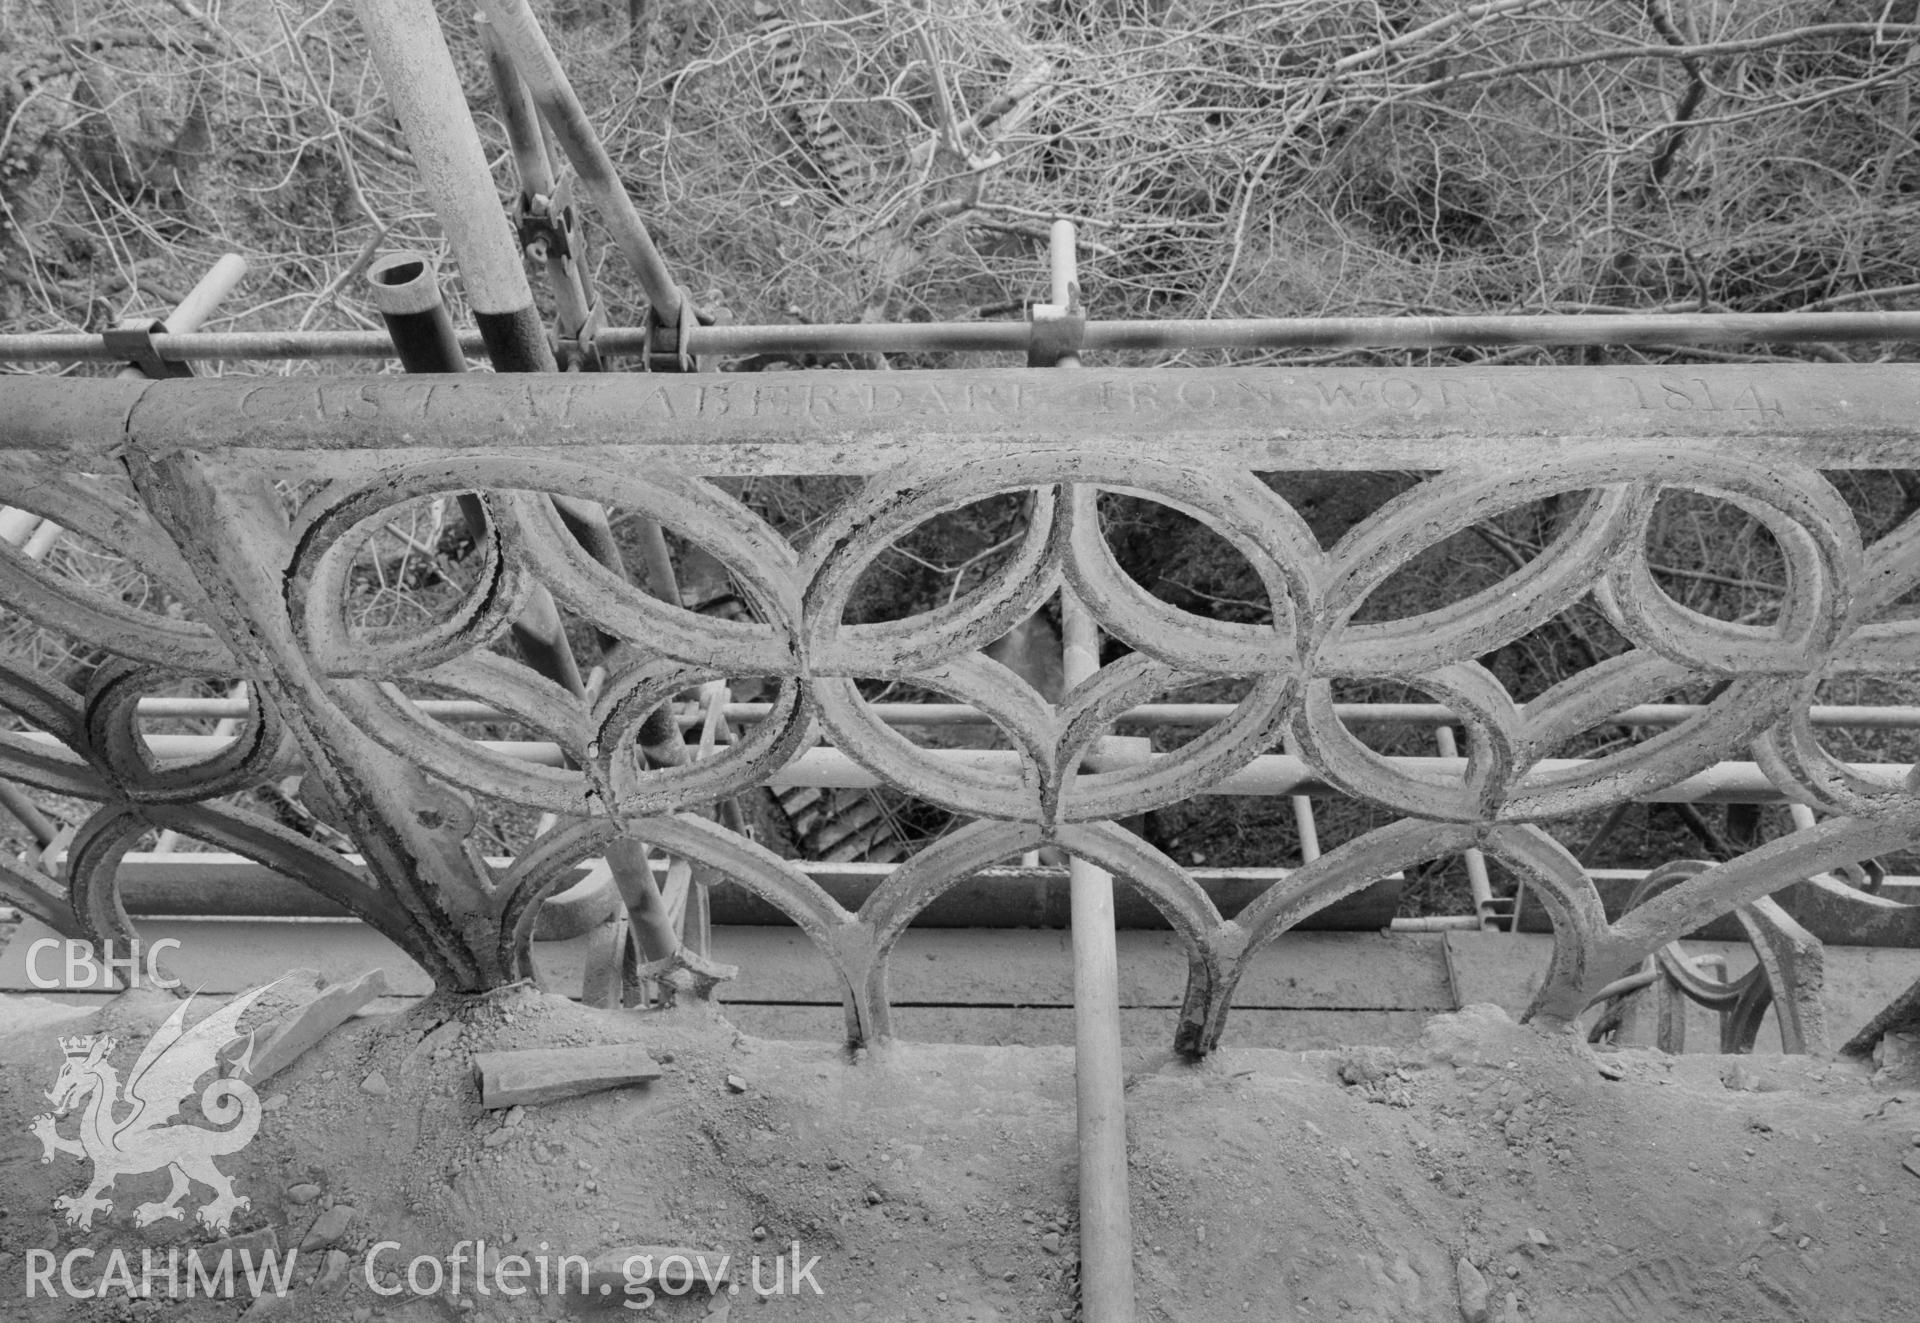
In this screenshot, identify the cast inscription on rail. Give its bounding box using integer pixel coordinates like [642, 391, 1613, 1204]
[229, 371, 1787, 429]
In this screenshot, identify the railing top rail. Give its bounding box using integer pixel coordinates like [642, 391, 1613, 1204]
[9, 365, 1920, 470]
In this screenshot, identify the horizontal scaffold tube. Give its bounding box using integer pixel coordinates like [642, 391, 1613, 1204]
[8, 308, 1920, 364]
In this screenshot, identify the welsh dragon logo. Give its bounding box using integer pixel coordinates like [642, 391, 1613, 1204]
[31, 980, 284, 1233]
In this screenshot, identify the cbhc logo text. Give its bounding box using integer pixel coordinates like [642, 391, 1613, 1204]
[26, 939, 182, 990]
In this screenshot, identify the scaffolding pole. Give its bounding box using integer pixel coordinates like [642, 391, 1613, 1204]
[472, 0, 686, 331]
[353, 0, 695, 979]
[1043, 218, 1136, 1323]
[10, 307, 1920, 365]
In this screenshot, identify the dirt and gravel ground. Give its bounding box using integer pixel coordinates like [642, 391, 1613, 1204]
[2, 988, 1917, 1323]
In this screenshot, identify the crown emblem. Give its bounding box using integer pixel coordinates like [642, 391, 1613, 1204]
[58, 1035, 104, 1058]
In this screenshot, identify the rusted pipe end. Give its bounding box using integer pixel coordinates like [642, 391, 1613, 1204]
[367, 252, 445, 317]
[368, 252, 468, 375]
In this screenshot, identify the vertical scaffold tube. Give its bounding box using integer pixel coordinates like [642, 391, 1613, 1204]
[1046, 218, 1136, 1323]
[1064, 596, 1136, 1323]
[349, 0, 685, 963]
[471, 0, 685, 328]
[351, 0, 556, 373]
[365, 252, 467, 374]
[365, 252, 586, 700]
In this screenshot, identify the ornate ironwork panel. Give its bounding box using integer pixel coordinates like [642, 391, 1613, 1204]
[3, 366, 1918, 1053]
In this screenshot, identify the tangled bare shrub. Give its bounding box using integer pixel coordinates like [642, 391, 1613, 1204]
[638, 0, 1920, 362]
[6, 1, 1920, 365]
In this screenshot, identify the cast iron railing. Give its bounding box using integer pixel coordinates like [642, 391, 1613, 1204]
[3, 363, 1919, 1054]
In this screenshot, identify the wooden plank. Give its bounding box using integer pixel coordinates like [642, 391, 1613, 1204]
[247, 969, 389, 1082]
[473, 1045, 662, 1108]
[707, 865, 1399, 931]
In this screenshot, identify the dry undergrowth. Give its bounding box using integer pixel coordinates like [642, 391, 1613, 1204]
[3, 0, 1920, 906]
[5, 1, 1920, 353]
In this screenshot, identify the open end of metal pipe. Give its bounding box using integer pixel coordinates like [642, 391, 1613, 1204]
[368, 251, 467, 376]
[367, 252, 446, 317]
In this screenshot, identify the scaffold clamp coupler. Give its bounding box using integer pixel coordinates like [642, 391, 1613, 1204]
[103, 320, 193, 379]
[645, 289, 699, 372]
[1027, 289, 1085, 367]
